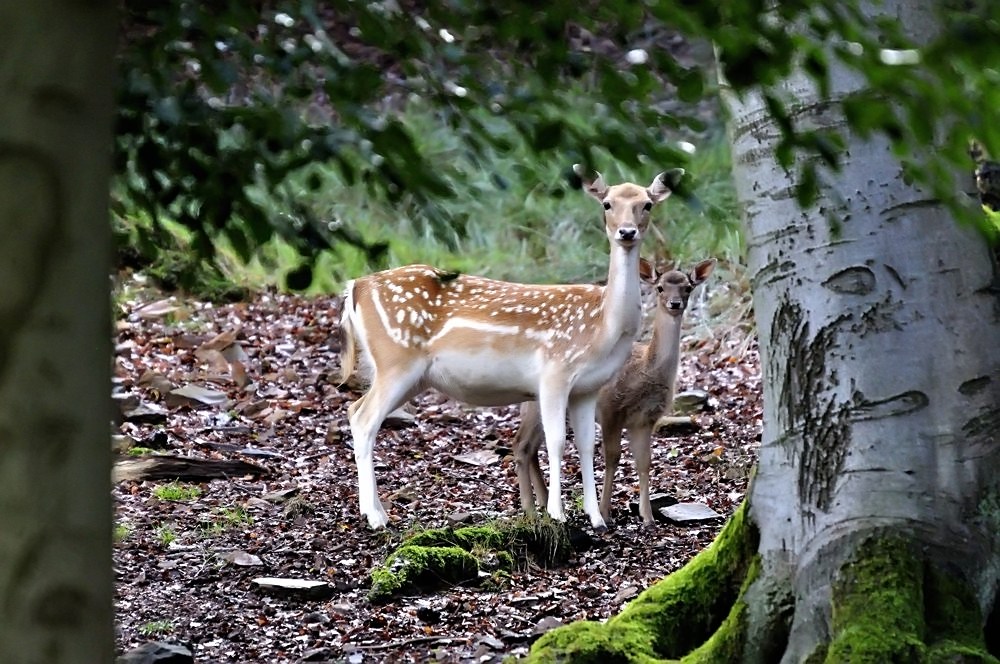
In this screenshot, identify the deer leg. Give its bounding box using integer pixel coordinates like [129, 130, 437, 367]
[569, 395, 605, 531]
[528, 441, 548, 513]
[348, 366, 424, 529]
[538, 386, 569, 522]
[599, 417, 623, 522]
[513, 401, 546, 516]
[630, 425, 655, 525]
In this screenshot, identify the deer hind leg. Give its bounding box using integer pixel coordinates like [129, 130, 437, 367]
[569, 394, 605, 531]
[348, 364, 425, 529]
[630, 425, 655, 525]
[513, 401, 547, 517]
[598, 415, 624, 522]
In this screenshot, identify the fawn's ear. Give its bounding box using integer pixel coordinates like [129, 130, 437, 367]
[690, 259, 716, 285]
[648, 168, 685, 204]
[574, 163, 608, 202]
[638, 257, 659, 284]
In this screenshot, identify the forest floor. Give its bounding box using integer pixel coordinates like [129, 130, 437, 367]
[112, 277, 761, 663]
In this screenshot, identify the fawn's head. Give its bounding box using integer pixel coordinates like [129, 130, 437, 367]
[575, 165, 685, 249]
[655, 259, 716, 316]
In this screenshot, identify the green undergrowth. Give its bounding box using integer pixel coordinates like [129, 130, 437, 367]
[527, 501, 759, 663]
[115, 100, 743, 298]
[368, 518, 575, 603]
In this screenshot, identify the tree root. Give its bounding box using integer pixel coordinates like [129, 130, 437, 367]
[527, 502, 760, 663]
[818, 534, 1000, 664]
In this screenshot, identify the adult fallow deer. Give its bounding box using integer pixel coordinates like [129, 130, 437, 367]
[513, 259, 715, 525]
[338, 165, 685, 530]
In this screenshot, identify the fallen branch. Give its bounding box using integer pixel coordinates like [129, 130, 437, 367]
[112, 455, 268, 482]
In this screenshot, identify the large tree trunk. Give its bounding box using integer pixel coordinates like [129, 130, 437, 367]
[528, 1, 1000, 662]
[0, 1, 117, 662]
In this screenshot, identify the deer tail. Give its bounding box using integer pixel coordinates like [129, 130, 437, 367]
[338, 281, 358, 386]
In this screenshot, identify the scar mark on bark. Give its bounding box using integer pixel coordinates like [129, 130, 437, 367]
[963, 406, 1000, 439]
[850, 293, 903, 335]
[849, 390, 929, 421]
[883, 264, 906, 289]
[959, 376, 991, 396]
[771, 299, 852, 512]
[822, 266, 876, 295]
[0, 145, 62, 383]
[751, 259, 796, 291]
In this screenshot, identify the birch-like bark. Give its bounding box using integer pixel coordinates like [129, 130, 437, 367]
[725, 1, 1000, 660]
[0, 1, 117, 662]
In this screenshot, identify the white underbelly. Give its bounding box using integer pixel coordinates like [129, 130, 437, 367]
[425, 348, 539, 406]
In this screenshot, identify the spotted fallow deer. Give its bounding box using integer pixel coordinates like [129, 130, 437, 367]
[513, 259, 715, 525]
[338, 165, 685, 530]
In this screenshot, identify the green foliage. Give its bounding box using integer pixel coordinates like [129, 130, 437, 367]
[116, 1, 1000, 286]
[228, 109, 741, 291]
[138, 619, 174, 636]
[152, 481, 202, 502]
[126, 446, 155, 457]
[113, 522, 134, 543]
[154, 524, 177, 548]
[199, 505, 254, 537]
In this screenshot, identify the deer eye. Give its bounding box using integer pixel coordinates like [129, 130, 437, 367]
[603, 201, 612, 210]
[642, 202, 652, 211]
[656, 286, 664, 293]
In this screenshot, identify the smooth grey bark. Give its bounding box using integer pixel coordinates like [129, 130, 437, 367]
[725, 1, 1000, 661]
[0, 1, 117, 662]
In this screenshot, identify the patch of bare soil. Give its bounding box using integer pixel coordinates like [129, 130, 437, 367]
[112, 281, 761, 663]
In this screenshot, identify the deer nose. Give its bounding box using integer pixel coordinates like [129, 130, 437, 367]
[668, 301, 683, 310]
[618, 228, 637, 242]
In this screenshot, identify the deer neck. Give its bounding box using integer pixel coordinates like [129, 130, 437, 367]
[599, 244, 643, 343]
[643, 308, 684, 381]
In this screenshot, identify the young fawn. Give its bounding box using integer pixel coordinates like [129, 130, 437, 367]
[513, 259, 715, 525]
[338, 165, 685, 530]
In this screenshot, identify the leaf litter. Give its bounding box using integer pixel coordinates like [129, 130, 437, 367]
[113, 284, 762, 663]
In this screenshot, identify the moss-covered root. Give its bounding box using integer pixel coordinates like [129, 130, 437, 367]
[823, 535, 1000, 664]
[528, 502, 760, 663]
[368, 520, 575, 602]
[368, 544, 478, 602]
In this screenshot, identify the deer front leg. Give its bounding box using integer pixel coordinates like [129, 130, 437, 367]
[599, 416, 623, 522]
[630, 424, 656, 525]
[538, 386, 569, 522]
[348, 367, 423, 529]
[569, 395, 606, 531]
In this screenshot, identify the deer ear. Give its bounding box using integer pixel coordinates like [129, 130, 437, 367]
[637, 257, 659, 284]
[648, 168, 685, 204]
[690, 259, 716, 285]
[573, 163, 608, 201]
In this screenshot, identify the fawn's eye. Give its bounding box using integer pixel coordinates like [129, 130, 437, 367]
[603, 201, 612, 210]
[643, 202, 652, 211]
[657, 286, 664, 293]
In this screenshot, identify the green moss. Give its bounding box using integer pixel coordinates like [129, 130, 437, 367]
[368, 544, 478, 602]
[827, 536, 925, 663]
[368, 519, 576, 602]
[826, 535, 999, 664]
[406, 525, 509, 551]
[529, 502, 759, 663]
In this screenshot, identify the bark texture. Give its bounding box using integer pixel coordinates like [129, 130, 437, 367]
[528, 1, 1000, 662]
[0, 1, 117, 662]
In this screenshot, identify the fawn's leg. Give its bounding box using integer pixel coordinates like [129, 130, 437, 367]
[630, 425, 656, 525]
